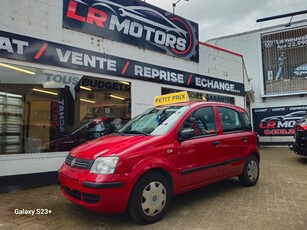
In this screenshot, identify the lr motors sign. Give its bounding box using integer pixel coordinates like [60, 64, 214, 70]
[63, 0, 199, 62]
[253, 106, 307, 136]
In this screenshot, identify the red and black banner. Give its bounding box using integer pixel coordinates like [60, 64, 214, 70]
[63, 0, 199, 62]
[252, 105, 307, 136]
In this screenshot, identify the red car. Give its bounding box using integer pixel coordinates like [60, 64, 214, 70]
[58, 93, 259, 224]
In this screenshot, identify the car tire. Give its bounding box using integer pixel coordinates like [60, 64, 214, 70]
[239, 155, 259, 187]
[128, 171, 171, 224]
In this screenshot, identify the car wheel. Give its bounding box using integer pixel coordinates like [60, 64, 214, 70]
[128, 171, 171, 224]
[239, 155, 259, 187]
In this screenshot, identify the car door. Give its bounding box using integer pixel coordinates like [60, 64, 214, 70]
[217, 106, 250, 176]
[177, 106, 223, 188]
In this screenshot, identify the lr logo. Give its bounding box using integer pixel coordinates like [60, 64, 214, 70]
[66, 0, 108, 27]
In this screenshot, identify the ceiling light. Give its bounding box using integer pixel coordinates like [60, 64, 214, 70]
[33, 88, 58, 95]
[80, 86, 92, 91]
[110, 94, 125, 100]
[0, 92, 22, 98]
[119, 81, 130, 85]
[80, 98, 96, 103]
[0, 62, 35, 75]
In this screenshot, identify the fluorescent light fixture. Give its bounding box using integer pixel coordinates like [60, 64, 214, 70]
[80, 98, 96, 103]
[33, 88, 58, 95]
[0, 92, 22, 98]
[119, 81, 130, 85]
[110, 94, 125, 100]
[0, 62, 35, 75]
[80, 86, 92, 91]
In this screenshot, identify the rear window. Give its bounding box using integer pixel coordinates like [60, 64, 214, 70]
[218, 107, 244, 132]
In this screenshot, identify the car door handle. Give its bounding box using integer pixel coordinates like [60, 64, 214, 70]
[242, 137, 248, 142]
[213, 141, 220, 146]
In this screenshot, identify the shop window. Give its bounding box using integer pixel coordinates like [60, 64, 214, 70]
[0, 63, 131, 154]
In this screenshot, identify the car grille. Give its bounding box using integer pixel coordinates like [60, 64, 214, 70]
[65, 155, 94, 169]
[63, 186, 100, 204]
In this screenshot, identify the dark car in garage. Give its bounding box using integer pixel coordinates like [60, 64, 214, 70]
[46, 118, 123, 152]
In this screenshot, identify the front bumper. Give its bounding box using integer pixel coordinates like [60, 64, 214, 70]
[58, 164, 138, 214]
[290, 141, 307, 156]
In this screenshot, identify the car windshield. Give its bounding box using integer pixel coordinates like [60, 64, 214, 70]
[119, 105, 189, 136]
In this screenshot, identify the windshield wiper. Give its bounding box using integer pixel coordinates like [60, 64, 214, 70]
[123, 130, 149, 136]
[114, 131, 126, 136]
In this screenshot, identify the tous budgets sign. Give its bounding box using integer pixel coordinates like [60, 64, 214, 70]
[63, 0, 199, 62]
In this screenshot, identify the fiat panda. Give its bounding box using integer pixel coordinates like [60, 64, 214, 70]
[58, 92, 259, 224]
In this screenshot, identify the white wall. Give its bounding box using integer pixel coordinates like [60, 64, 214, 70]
[0, 152, 67, 177]
[208, 33, 260, 102]
[198, 44, 249, 108]
[199, 44, 245, 83]
[131, 81, 161, 117]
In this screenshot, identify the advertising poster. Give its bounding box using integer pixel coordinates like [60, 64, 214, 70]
[252, 105, 307, 136]
[261, 26, 307, 96]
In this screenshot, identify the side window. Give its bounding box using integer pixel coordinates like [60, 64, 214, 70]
[218, 107, 243, 133]
[182, 107, 216, 138]
[242, 112, 252, 131]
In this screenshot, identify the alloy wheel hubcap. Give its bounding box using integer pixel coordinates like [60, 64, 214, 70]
[141, 181, 166, 217]
[247, 160, 258, 181]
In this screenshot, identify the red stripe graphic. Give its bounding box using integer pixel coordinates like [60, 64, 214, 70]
[187, 74, 193, 85]
[121, 61, 130, 75]
[34, 43, 48, 60]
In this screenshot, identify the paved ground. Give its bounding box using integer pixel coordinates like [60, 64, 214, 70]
[1, 147, 307, 230]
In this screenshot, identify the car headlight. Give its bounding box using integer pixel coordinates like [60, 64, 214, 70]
[90, 157, 119, 174]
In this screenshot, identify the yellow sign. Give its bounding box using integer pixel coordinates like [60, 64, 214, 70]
[154, 91, 189, 106]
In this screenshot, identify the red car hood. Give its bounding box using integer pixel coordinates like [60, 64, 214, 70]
[69, 134, 155, 160]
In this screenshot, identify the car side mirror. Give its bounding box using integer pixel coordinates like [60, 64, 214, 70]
[178, 129, 195, 142]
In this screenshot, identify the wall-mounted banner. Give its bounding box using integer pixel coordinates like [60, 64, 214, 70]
[252, 105, 307, 136]
[63, 0, 199, 62]
[261, 26, 307, 96]
[162, 88, 235, 104]
[0, 30, 244, 96]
